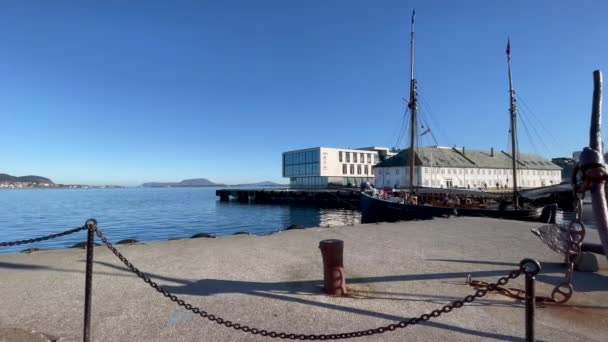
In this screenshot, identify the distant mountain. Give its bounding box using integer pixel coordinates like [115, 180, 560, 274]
[232, 181, 286, 187]
[141, 178, 225, 187]
[0, 173, 54, 184]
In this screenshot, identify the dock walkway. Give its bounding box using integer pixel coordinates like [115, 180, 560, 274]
[1, 217, 607, 341]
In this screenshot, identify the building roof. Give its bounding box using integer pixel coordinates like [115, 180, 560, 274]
[374, 146, 561, 170]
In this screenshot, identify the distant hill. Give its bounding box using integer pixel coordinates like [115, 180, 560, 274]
[231, 181, 286, 187]
[0, 173, 54, 184]
[141, 178, 225, 187]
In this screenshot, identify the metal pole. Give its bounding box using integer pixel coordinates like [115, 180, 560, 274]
[520, 258, 540, 342]
[507, 39, 519, 209]
[83, 219, 97, 342]
[587, 70, 608, 263]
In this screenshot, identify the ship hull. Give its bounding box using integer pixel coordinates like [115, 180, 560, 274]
[360, 192, 455, 223]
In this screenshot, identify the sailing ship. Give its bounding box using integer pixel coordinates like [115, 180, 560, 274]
[361, 11, 552, 223]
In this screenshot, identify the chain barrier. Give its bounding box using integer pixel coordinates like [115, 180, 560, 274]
[95, 227, 525, 340]
[0, 225, 87, 247]
[469, 166, 587, 304]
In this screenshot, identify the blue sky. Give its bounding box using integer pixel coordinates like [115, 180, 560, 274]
[1, 1, 607, 186]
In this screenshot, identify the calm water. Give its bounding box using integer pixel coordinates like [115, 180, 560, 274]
[0, 188, 360, 254]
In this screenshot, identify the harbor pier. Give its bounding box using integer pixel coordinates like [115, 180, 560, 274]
[216, 188, 361, 208]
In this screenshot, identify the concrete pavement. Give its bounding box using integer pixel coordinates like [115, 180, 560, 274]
[0, 217, 607, 341]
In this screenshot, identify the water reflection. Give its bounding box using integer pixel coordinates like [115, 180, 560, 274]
[287, 206, 361, 228]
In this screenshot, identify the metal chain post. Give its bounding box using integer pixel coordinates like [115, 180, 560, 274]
[520, 259, 541, 342]
[83, 219, 97, 342]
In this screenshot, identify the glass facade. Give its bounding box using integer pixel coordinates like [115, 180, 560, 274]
[284, 148, 387, 189]
[283, 150, 321, 177]
[290, 176, 328, 188]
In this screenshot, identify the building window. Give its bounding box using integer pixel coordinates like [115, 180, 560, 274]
[339, 151, 343, 162]
[360, 153, 364, 163]
[374, 155, 378, 164]
[367, 154, 371, 163]
[364, 165, 369, 175]
[357, 165, 361, 175]
[350, 164, 354, 174]
[342, 164, 347, 174]
[371, 168, 374, 175]
[396, 168, 400, 174]
[346, 152, 350, 163]
[425, 168, 428, 174]
[465, 169, 468, 175]
[353, 153, 358, 163]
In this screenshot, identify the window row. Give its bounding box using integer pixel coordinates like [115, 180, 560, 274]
[290, 176, 327, 188]
[338, 151, 376, 164]
[422, 179, 556, 188]
[284, 163, 320, 176]
[284, 150, 320, 165]
[341, 164, 373, 176]
[419, 167, 560, 177]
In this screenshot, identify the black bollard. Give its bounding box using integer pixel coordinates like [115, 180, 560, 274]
[520, 258, 541, 342]
[83, 219, 97, 342]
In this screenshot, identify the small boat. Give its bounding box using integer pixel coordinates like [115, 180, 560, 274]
[360, 191, 455, 223]
[360, 11, 554, 223]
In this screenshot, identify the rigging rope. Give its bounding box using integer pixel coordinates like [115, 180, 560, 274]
[417, 92, 453, 147]
[515, 93, 559, 147]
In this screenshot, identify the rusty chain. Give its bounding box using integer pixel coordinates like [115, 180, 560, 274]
[0, 225, 87, 247]
[470, 166, 588, 304]
[94, 227, 524, 340]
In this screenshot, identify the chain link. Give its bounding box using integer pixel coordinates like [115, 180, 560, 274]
[549, 195, 584, 303]
[0, 226, 87, 247]
[95, 227, 523, 339]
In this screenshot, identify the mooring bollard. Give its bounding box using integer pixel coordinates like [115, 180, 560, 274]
[83, 219, 97, 342]
[520, 258, 541, 342]
[319, 239, 347, 296]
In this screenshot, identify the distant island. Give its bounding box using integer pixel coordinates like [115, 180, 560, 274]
[0, 173, 123, 189]
[141, 179, 286, 188]
[142, 178, 225, 187]
[0, 173, 54, 185]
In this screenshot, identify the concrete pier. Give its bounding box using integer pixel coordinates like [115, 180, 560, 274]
[0, 217, 607, 341]
[216, 188, 361, 208]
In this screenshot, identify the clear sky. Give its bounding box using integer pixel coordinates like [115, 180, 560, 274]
[1, 1, 607, 186]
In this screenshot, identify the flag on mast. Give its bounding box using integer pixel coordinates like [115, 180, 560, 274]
[506, 38, 511, 63]
[420, 127, 431, 136]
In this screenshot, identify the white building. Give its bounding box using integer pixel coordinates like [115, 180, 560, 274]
[374, 146, 562, 190]
[282, 146, 397, 188]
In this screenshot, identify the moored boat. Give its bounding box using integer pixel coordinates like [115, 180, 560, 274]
[360, 11, 556, 223]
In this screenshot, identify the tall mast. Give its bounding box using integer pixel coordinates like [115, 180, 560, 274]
[506, 38, 519, 209]
[408, 9, 418, 193]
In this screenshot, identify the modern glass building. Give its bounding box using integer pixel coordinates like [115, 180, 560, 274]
[282, 146, 396, 189]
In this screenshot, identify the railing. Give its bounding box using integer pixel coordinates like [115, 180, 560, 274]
[1, 223, 541, 342]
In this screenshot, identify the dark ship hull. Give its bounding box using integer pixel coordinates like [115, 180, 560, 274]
[360, 192, 455, 223]
[361, 192, 551, 223]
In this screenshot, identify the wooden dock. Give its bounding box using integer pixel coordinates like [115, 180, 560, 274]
[215, 188, 360, 208]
